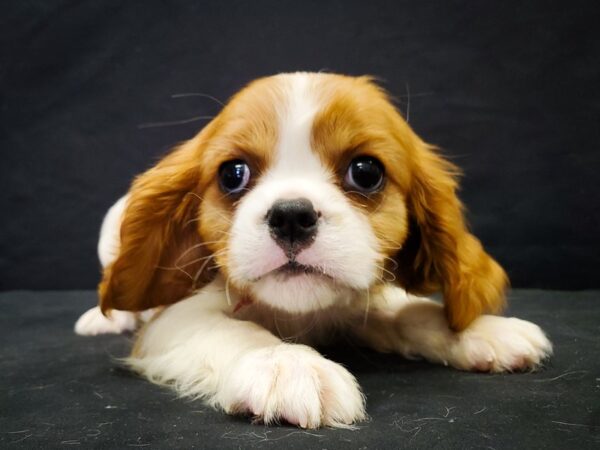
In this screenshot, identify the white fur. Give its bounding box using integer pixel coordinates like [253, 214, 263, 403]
[126, 277, 366, 428]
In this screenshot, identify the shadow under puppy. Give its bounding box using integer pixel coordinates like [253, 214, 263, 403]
[75, 72, 552, 428]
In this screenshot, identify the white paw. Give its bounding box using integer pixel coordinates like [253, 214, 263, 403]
[74, 306, 137, 336]
[450, 315, 553, 372]
[218, 344, 366, 428]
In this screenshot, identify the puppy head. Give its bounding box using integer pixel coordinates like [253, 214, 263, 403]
[100, 73, 507, 331]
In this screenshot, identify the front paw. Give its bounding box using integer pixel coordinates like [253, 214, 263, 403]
[218, 344, 365, 428]
[74, 306, 137, 336]
[450, 316, 553, 372]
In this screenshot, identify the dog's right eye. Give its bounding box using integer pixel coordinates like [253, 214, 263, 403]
[218, 160, 250, 194]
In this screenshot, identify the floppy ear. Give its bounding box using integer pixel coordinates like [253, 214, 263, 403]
[99, 132, 215, 314]
[394, 139, 508, 331]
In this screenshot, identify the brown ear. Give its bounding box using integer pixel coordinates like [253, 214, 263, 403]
[394, 139, 508, 331]
[99, 133, 215, 314]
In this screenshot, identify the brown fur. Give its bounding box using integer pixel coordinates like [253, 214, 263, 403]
[99, 78, 283, 313]
[397, 137, 507, 330]
[99, 132, 214, 313]
[312, 75, 507, 330]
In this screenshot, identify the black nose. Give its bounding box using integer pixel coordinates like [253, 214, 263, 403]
[267, 198, 318, 251]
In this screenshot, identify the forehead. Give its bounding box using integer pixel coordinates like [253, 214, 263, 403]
[201, 73, 407, 181]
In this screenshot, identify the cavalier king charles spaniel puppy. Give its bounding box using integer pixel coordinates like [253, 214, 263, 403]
[75, 72, 552, 428]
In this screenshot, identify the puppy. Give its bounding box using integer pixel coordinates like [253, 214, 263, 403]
[75, 73, 552, 428]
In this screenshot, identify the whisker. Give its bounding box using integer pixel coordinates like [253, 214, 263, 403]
[158, 250, 226, 272]
[163, 263, 193, 281]
[185, 192, 204, 202]
[375, 243, 403, 251]
[397, 91, 434, 99]
[405, 82, 410, 122]
[375, 263, 397, 282]
[375, 234, 405, 248]
[274, 310, 320, 343]
[190, 213, 233, 226]
[383, 256, 399, 271]
[344, 190, 372, 200]
[192, 256, 216, 290]
[208, 211, 233, 224]
[184, 216, 202, 227]
[137, 115, 214, 129]
[369, 198, 387, 215]
[225, 277, 232, 306]
[184, 193, 234, 225]
[173, 241, 225, 265]
[363, 287, 371, 326]
[273, 309, 284, 340]
[170, 92, 226, 107]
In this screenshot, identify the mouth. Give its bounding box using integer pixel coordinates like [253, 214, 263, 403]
[267, 261, 332, 281]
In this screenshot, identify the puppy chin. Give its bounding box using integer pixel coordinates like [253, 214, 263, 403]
[248, 271, 351, 313]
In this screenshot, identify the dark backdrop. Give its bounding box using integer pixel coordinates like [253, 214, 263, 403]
[1, 0, 599, 291]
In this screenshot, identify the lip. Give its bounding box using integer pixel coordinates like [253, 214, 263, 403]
[277, 261, 319, 275]
[263, 261, 332, 280]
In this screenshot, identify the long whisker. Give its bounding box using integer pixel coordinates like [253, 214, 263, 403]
[192, 255, 216, 290]
[363, 287, 371, 326]
[185, 212, 233, 226]
[383, 256, 399, 271]
[183, 192, 235, 225]
[173, 241, 226, 265]
[375, 243, 403, 251]
[375, 263, 397, 282]
[344, 190, 372, 200]
[170, 92, 226, 107]
[166, 264, 193, 281]
[405, 82, 410, 122]
[380, 236, 405, 247]
[273, 309, 284, 340]
[225, 277, 232, 306]
[369, 198, 388, 216]
[137, 115, 214, 129]
[275, 310, 320, 343]
[185, 192, 204, 202]
[158, 250, 227, 272]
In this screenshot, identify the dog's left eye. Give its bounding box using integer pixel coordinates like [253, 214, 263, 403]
[218, 160, 250, 194]
[344, 156, 384, 193]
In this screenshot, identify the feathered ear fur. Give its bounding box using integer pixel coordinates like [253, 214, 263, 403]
[394, 138, 508, 331]
[99, 131, 215, 314]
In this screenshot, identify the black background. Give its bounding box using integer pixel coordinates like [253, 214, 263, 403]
[1, 0, 599, 291]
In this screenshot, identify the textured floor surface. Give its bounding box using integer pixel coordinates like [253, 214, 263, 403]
[1, 290, 599, 449]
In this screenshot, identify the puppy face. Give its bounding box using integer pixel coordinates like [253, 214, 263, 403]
[208, 74, 405, 313]
[100, 73, 507, 331]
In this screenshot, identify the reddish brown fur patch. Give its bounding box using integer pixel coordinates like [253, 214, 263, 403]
[311, 76, 411, 265]
[99, 77, 285, 313]
[311, 74, 507, 330]
[99, 131, 213, 313]
[402, 139, 508, 330]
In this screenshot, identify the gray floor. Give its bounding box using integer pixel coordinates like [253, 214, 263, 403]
[2, 290, 599, 449]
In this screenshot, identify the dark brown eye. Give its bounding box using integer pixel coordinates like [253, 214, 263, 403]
[344, 156, 384, 193]
[218, 160, 250, 194]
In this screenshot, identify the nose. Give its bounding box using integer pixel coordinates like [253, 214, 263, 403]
[267, 198, 319, 251]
